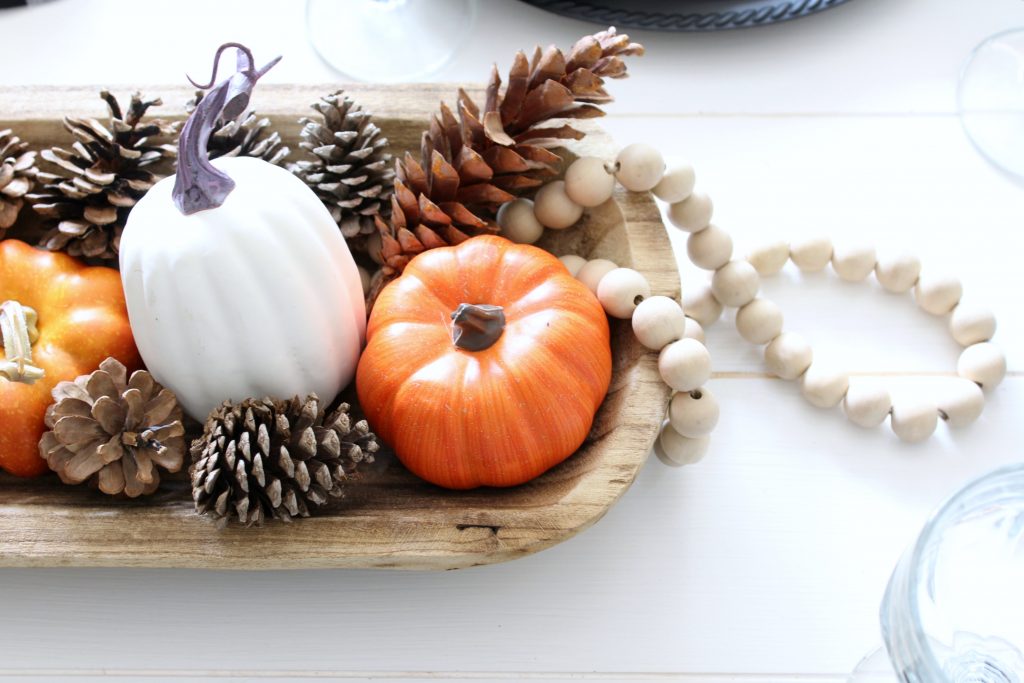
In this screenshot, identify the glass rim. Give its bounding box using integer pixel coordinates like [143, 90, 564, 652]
[957, 25, 1024, 107]
[304, 0, 480, 84]
[956, 26, 1024, 185]
[900, 462, 1024, 673]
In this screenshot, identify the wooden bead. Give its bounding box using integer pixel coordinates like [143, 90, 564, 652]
[875, 252, 921, 293]
[656, 425, 710, 467]
[577, 258, 618, 294]
[652, 164, 696, 203]
[764, 332, 812, 380]
[949, 303, 996, 346]
[799, 363, 849, 409]
[843, 382, 892, 428]
[559, 254, 587, 277]
[938, 378, 985, 428]
[533, 180, 583, 229]
[658, 338, 712, 392]
[831, 244, 876, 282]
[632, 296, 686, 350]
[496, 198, 544, 244]
[790, 237, 832, 272]
[735, 298, 783, 345]
[682, 284, 723, 328]
[890, 398, 938, 443]
[914, 272, 962, 315]
[667, 192, 714, 233]
[597, 268, 651, 319]
[687, 224, 733, 271]
[747, 240, 790, 276]
[564, 156, 616, 207]
[683, 317, 706, 343]
[614, 143, 665, 192]
[957, 342, 1006, 390]
[357, 265, 371, 296]
[711, 260, 759, 308]
[669, 387, 720, 438]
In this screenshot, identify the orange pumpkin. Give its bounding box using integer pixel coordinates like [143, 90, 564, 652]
[357, 235, 612, 489]
[0, 240, 141, 477]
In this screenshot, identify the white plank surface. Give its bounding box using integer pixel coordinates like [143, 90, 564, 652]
[0, 0, 1021, 114]
[1, 0, 1022, 681]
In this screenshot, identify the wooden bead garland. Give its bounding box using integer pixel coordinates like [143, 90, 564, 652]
[598, 268, 652, 319]
[669, 387, 719, 438]
[565, 156, 617, 207]
[577, 258, 619, 295]
[790, 237, 832, 272]
[679, 210, 1004, 443]
[496, 198, 545, 244]
[747, 240, 790, 276]
[513, 152, 718, 467]
[652, 165, 696, 203]
[832, 244, 876, 282]
[914, 272, 962, 315]
[633, 296, 688, 351]
[559, 254, 587, 278]
[533, 180, 583, 229]
[614, 143, 665, 193]
[687, 224, 733, 271]
[493, 142, 1007, 465]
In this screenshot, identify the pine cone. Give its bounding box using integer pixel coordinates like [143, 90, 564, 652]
[190, 395, 378, 527]
[291, 91, 394, 250]
[39, 358, 186, 497]
[26, 91, 178, 262]
[0, 129, 37, 235]
[185, 91, 289, 166]
[375, 27, 643, 283]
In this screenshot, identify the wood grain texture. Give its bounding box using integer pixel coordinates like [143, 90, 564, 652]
[0, 85, 678, 570]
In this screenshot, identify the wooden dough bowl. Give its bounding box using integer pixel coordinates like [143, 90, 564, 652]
[0, 85, 678, 570]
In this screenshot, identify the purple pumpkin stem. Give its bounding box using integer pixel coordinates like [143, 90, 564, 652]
[172, 42, 281, 215]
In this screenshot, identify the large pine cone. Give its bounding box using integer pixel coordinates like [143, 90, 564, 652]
[291, 91, 394, 250]
[39, 358, 186, 497]
[26, 91, 178, 262]
[190, 395, 378, 527]
[374, 27, 643, 284]
[0, 129, 37, 235]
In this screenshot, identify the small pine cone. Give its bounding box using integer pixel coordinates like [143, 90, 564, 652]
[291, 91, 394, 247]
[26, 91, 178, 262]
[0, 129, 38, 235]
[184, 91, 289, 166]
[39, 358, 186, 497]
[190, 395, 379, 527]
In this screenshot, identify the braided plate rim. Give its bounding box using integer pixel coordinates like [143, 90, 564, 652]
[521, 0, 851, 32]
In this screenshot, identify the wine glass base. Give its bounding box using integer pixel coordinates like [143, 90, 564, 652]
[306, 0, 478, 83]
[848, 646, 898, 682]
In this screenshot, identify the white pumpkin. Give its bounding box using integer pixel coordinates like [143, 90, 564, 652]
[120, 155, 366, 420]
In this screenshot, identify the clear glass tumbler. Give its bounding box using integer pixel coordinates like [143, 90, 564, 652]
[851, 463, 1024, 682]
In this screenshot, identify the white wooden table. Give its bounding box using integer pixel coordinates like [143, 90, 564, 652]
[1, 0, 1022, 680]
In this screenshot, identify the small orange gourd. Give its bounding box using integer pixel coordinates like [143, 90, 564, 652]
[357, 235, 612, 489]
[0, 240, 141, 477]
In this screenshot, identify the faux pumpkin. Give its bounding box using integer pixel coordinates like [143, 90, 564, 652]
[356, 235, 612, 489]
[0, 239, 140, 477]
[120, 44, 365, 420]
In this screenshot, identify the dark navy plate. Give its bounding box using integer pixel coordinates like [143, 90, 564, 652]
[521, 0, 852, 31]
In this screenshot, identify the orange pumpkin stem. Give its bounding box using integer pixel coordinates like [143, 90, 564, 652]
[0, 300, 44, 384]
[451, 303, 506, 352]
